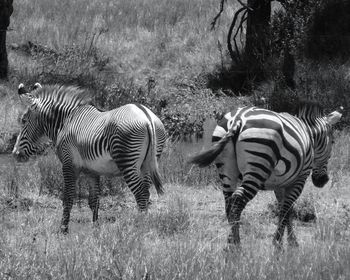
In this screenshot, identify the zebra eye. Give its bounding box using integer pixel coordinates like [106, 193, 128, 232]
[20, 112, 29, 125]
[21, 115, 27, 125]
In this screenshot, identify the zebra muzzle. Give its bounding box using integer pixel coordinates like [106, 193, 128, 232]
[312, 174, 329, 188]
[12, 150, 29, 163]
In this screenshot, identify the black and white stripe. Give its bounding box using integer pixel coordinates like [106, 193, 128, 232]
[190, 102, 342, 248]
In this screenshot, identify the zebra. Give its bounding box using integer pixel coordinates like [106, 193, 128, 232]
[189, 102, 342, 248]
[13, 83, 166, 233]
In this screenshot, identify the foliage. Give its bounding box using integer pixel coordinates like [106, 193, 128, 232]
[256, 61, 350, 125]
[271, 0, 350, 60]
[306, 0, 350, 60]
[270, 0, 320, 58]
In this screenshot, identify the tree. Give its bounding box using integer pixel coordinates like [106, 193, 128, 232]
[0, 0, 13, 80]
[212, 0, 272, 82]
[245, 0, 271, 77]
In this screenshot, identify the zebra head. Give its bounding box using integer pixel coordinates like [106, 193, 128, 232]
[311, 107, 343, 188]
[12, 83, 45, 162]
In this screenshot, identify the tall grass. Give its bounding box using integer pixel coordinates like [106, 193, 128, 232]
[1, 183, 350, 280]
[9, 0, 237, 89]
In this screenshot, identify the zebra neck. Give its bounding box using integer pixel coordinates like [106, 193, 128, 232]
[303, 117, 327, 150]
[43, 106, 75, 145]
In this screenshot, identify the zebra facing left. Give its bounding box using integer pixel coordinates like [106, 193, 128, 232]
[189, 102, 343, 248]
[13, 83, 166, 233]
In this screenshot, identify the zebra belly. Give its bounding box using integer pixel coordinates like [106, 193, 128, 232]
[264, 175, 288, 190]
[84, 154, 122, 176]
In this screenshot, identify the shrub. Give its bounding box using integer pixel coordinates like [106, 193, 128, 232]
[267, 194, 317, 223]
[306, 0, 350, 60]
[270, 1, 320, 58]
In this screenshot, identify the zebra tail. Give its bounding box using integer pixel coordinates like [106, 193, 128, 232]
[188, 135, 231, 168]
[146, 121, 164, 196]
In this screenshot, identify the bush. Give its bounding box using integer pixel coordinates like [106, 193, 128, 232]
[267, 194, 317, 223]
[306, 0, 350, 60]
[270, 1, 320, 58]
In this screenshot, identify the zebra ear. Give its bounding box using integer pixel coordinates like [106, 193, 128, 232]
[33, 82, 42, 90]
[18, 83, 37, 105]
[326, 106, 343, 126]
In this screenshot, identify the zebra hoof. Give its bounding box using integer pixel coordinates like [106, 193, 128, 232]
[227, 233, 240, 246]
[272, 240, 284, 252]
[60, 225, 69, 235]
[287, 238, 299, 248]
[224, 243, 241, 253]
[92, 221, 100, 228]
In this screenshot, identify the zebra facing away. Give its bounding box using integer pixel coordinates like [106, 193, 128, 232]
[189, 103, 343, 248]
[13, 83, 166, 233]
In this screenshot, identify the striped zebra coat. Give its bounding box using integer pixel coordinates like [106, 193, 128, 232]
[189, 103, 342, 248]
[13, 84, 166, 233]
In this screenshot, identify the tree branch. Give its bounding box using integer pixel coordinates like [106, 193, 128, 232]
[233, 10, 248, 60]
[227, 7, 246, 64]
[237, 0, 253, 11]
[211, 0, 226, 30]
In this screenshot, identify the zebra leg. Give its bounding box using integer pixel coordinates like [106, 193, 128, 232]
[227, 184, 258, 245]
[273, 185, 303, 248]
[214, 139, 239, 220]
[223, 190, 234, 219]
[133, 181, 151, 211]
[122, 167, 151, 211]
[273, 189, 286, 243]
[286, 209, 299, 247]
[87, 174, 101, 224]
[112, 127, 152, 211]
[61, 164, 78, 234]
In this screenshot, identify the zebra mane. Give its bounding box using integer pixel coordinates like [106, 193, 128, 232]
[296, 99, 324, 121]
[33, 84, 92, 108]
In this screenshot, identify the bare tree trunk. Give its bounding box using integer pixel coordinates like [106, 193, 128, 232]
[0, 0, 13, 80]
[245, 0, 271, 79]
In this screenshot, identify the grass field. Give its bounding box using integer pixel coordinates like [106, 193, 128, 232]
[1, 0, 350, 279]
[1, 129, 350, 280]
